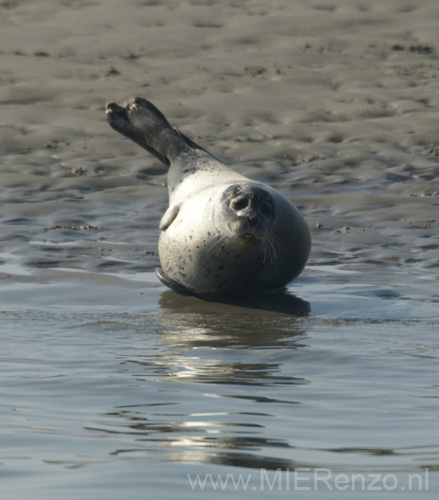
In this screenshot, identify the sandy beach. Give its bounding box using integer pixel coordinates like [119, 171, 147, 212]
[1, 1, 438, 498]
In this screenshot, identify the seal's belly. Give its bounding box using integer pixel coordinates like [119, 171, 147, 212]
[159, 225, 267, 295]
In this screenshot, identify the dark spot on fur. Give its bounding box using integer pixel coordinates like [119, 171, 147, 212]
[183, 167, 198, 174]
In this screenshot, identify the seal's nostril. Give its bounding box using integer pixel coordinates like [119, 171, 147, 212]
[232, 197, 249, 211]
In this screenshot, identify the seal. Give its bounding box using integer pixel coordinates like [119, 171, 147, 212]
[106, 97, 311, 297]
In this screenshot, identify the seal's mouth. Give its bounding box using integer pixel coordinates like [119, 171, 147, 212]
[229, 222, 266, 241]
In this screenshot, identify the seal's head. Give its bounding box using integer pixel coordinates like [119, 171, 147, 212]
[221, 183, 275, 240]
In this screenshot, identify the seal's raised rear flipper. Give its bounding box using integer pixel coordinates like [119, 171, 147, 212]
[106, 99, 172, 166]
[106, 97, 208, 167]
[174, 127, 210, 155]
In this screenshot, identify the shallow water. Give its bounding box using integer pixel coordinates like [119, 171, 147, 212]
[1, 0, 439, 498]
[1, 272, 438, 498]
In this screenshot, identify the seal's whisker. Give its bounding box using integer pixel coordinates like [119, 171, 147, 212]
[206, 233, 234, 257]
[206, 235, 225, 257]
[271, 234, 280, 257]
[262, 234, 279, 264]
[259, 239, 267, 264]
[260, 240, 268, 263]
[215, 234, 234, 257]
[260, 239, 270, 264]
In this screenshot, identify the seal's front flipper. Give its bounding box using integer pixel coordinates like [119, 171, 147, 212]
[156, 267, 194, 296]
[159, 204, 181, 231]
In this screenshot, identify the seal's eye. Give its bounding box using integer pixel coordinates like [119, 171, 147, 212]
[232, 198, 249, 211]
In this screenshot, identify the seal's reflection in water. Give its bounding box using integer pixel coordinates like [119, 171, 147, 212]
[110, 291, 312, 469]
[160, 289, 311, 319]
[157, 290, 310, 353]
